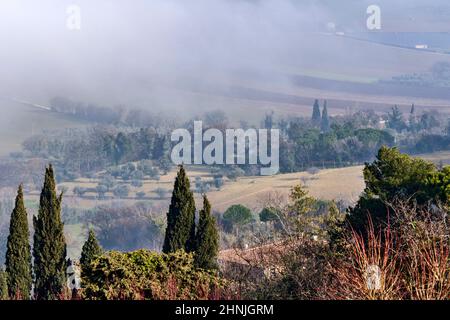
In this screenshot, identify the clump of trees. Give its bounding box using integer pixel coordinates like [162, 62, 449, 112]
[163, 166, 219, 270]
[1, 165, 68, 300]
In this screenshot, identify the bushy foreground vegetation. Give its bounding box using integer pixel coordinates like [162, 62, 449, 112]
[82, 250, 227, 300]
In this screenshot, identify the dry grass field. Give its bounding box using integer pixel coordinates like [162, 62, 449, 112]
[51, 165, 365, 213]
[417, 151, 450, 165]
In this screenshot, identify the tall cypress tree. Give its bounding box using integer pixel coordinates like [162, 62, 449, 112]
[194, 195, 219, 270]
[80, 229, 103, 276]
[311, 99, 321, 125]
[33, 165, 67, 300]
[321, 100, 330, 132]
[5, 185, 32, 299]
[163, 166, 196, 253]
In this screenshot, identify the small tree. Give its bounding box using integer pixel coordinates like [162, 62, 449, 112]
[131, 179, 143, 188]
[214, 176, 224, 189]
[163, 166, 196, 253]
[194, 196, 219, 270]
[96, 184, 108, 199]
[223, 204, 253, 232]
[136, 191, 146, 199]
[312, 99, 321, 125]
[259, 207, 280, 223]
[113, 185, 130, 198]
[321, 100, 330, 132]
[387, 105, 405, 132]
[33, 165, 67, 300]
[80, 230, 103, 278]
[5, 185, 33, 299]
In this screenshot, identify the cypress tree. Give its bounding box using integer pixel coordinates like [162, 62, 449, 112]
[0, 268, 7, 300]
[194, 195, 219, 270]
[5, 185, 32, 299]
[80, 229, 103, 276]
[311, 99, 321, 125]
[321, 100, 330, 132]
[33, 165, 67, 300]
[163, 166, 196, 253]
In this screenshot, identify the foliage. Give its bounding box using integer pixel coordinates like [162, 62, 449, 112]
[311, 99, 321, 125]
[80, 230, 103, 278]
[194, 196, 219, 270]
[82, 250, 227, 300]
[348, 146, 440, 234]
[259, 207, 280, 223]
[113, 185, 130, 198]
[223, 205, 253, 230]
[33, 165, 67, 300]
[163, 166, 196, 254]
[387, 105, 406, 132]
[321, 100, 330, 132]
[5, 185, 32, 299]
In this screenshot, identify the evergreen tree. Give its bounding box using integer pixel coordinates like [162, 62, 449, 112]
[0, 268, 7, 300]
[321, 100, 330, 132]
[33, 165, 67, 300]
[80, 229, 103, 276]
[194, 196, 219, 270]
[5, 185, 32, 299]
[387, 105, 405, 132]
[163, 166, 196, 253]
[311, 99, 321, 125]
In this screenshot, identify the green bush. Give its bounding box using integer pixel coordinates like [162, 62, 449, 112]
[82, 250, 226, 300]
[223, 204, 253, 228]
[259, 207, 280, 222]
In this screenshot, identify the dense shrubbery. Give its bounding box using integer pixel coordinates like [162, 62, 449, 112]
[82, 250, 228, 300]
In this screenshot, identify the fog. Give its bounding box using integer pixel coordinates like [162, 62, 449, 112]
[1, 0, 450, 116]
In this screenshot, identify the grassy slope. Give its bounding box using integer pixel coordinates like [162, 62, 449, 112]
[0, 101, 89, 157]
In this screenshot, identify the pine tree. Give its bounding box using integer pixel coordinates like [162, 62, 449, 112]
[311, 99, 321, 125]
[194, 195, 219, 270]
[33, 165, 67, 300]
[0, 268, 7, 300]
[5, 185, 32, 299]
[80, 229, 103, 276]
[163, 166, 196, 253]
[321, 100, 330, 132]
